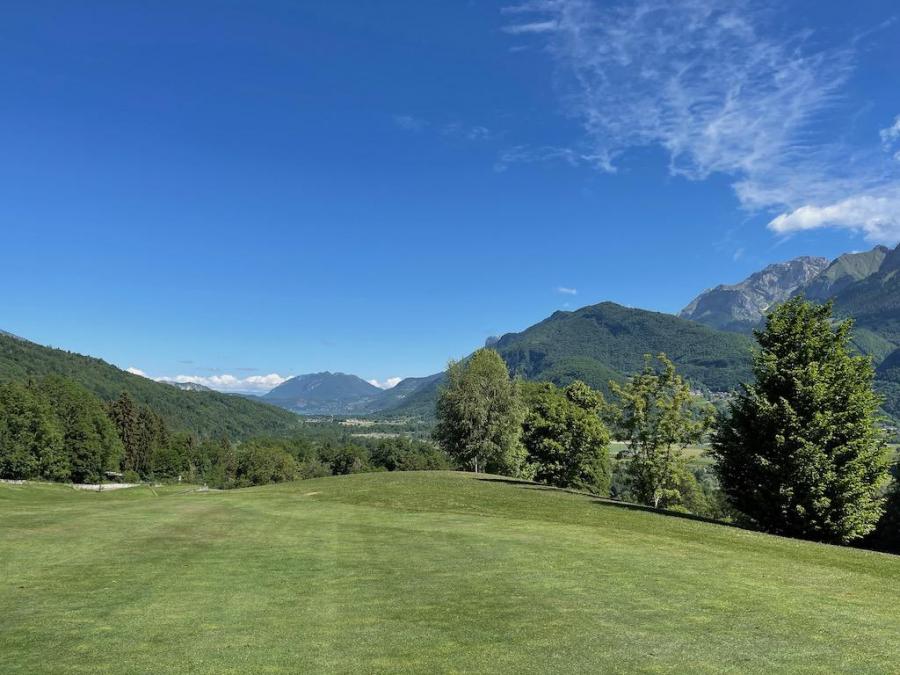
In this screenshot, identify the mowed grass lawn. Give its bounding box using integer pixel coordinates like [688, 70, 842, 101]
[2, 473, 898, 673]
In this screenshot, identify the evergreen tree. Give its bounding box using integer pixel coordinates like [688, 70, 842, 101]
[434, 349, 526, 475]
[522, 380, 611, 494]
[713, 298, 890, 543]
[107, 392, 141, 474]
[108, 393, 170, 478]
[611, 354, 712, 509]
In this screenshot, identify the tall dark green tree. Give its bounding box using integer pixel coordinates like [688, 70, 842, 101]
[611, 354, 712, 509]
[108, 392, 170, 478]
[434, 348, 526, 476]
[713, 298, 890, 544]
[522, 380, 611, 494]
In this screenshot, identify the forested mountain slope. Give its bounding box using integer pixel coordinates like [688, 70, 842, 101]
[0, 333, 301, 439]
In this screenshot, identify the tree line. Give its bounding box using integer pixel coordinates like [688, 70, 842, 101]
[0, 378, 450, 487]
[434, 298, 898, 549]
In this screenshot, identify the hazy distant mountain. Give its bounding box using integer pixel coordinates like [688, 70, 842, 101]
[364, 373, 445, 413]
[680, 256, 829, 332]
[263, 372, 383, 415]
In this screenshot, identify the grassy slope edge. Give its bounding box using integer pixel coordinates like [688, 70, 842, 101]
[1, 472, 897, 673]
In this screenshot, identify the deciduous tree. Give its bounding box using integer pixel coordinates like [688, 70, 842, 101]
[522, 380, 611, 494]
[434, 349, 526, 475]
[611, 354, 712, 509]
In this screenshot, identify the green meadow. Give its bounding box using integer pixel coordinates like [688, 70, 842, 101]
[2, 472, 898, 673]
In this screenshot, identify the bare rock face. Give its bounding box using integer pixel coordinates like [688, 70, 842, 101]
[680, 257, 830, 332]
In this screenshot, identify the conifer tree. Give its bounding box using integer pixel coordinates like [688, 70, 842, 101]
[713, 298, 889, 543]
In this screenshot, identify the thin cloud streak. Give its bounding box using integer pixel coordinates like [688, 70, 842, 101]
[502, 0, 900, 243]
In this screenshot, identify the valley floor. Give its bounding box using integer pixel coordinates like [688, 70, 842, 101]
[1, 472, 898, 673]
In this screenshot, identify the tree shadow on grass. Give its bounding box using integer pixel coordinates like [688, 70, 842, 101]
[474, 475, 739, 529]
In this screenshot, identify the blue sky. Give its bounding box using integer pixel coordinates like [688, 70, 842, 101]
[2, 1, 899, 392]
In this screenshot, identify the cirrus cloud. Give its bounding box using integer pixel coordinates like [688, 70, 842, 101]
[502, 0, 900, 243]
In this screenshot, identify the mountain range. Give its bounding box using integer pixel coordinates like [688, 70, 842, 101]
[370, 243, 900, 422]
[4, 243, 899, 426]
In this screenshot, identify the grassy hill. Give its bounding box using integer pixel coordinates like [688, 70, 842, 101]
[2, 472, 897, 673]
[0, 333, 301, 439]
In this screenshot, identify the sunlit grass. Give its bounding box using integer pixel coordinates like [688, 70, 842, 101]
[1, 472, 898, 673]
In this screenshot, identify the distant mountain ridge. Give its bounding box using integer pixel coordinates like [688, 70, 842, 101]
[374, 302, 756, 420]
[263, 372, 384, 415]
[679, 257, 829, 332]
[800, 247, 891, 301]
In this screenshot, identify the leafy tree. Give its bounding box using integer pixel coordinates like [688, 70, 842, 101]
[369, 437, 450, 472]
[0, 381, 66, 480]
[324, 445, 370, 475]
[145, 432, 190, 480]
[713, 298, 890, 544]
[521, 380, 611, 494]
[611, 354, 712, 509]
[234, 444, 297, 486]
[38, 377, 123, 483]
[434, 349, 526, 475]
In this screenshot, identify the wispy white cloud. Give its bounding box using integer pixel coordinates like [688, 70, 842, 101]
[495, 144, 613, 172]
[126, 367, 147, 377]
[502, 0, 900, 243]
[368, 377, 402, 390]
[442, 122, 495, 141]
[396, 114, 498, 144]
[501, 20, 558, 34]
[881, 115, 900, 150]
[556, 286, 578, 295]
[393, 114, 428, 132]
